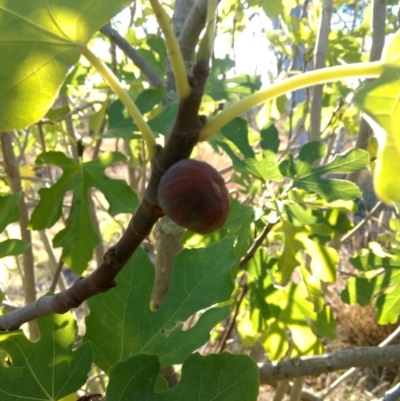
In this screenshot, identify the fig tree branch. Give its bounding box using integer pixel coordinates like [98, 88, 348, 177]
[99, 24, 165, 89]
[178, 0, 207, 62]
[258, 344, 400, 383]
[0, 62, 210, 332]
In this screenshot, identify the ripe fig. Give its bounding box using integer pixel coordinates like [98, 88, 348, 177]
[157, 159, 230, 234]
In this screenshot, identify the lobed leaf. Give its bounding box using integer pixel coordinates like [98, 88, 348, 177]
[0, 313, 92, 401]
[0, 0, 131, 130]
[84, 238, 237, 373]
[30, 151, 138, 273]
[106, 353, 259, 401]
[280, 142, 368, 202]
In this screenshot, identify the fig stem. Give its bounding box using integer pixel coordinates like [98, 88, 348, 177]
[149, 0, 191, 99]
[199, 61, 384, 141]
[82, 47, 157, 159]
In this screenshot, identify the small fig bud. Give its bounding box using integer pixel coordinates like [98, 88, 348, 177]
[157, 159, 230, 234]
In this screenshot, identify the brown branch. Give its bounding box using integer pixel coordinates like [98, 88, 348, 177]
[0, 62, 210, 331]
[178, 0, 208, 63]
[217, 222, 278, 352]
[258, 345, 400, 383]
[239, 222, 277, 268]
[100, 24, 165, 89]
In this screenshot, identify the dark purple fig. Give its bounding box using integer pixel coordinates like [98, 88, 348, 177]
[157, 159, 230, 234]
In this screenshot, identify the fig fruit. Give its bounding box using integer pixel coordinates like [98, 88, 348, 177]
[157, 159, 230, 234]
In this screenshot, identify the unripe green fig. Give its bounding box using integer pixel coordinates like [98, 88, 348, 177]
[157, 159, 230, 234]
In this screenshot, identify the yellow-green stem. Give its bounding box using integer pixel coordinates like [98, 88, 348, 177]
[196, 0, 218, 63]
[199, 61, 384, 141]
[149, 0, 191, 99]
[82, 47, 157, 159]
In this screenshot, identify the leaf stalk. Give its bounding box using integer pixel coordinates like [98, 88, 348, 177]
[199, 61, 384, 141]
[82, 47, 157, 159]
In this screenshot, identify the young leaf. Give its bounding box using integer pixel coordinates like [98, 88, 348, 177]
[30, 151, 138, 273]
[0, 0, 131, 131]
[0, 313, 93, 401]
[279, 142, 369, 202]
[106, 353, 259, 401]
[84, 239, 236, 373]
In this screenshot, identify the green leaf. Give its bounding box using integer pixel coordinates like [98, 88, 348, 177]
[354, 65, 400, 203]
[30, 151, 138, 273]
[182, 200, 254, 263]
[280, 142, 368, 202]
[261, 321, 289, 361]
[276, 221, 302, 283]
[0, 193, 21, 232]
[275, 221, 338, 284]
[260, 2, 283, 19]
[148, 102, 179, 135]
[0, 239, 31, 258]
[0, 313, 93, 401]
[84, 239, 236, 373]
[314, 305, 336, 339]
[104, 90, 167, 139]
[247, 250, 276, 331]
[0, 0, 131, 130]
[0, 194, 31, 258]
[350, 248, 398, 272]
[346, 248, 400, 323]
[103, 100, 137, 140]
[221, 118, 255, 159]
[106, 353, 259, 401]
[341, 276, 378, 306]
[246, 123, 283, 181]
[207, 58, 262, 101]
[135, 88, 166, 114]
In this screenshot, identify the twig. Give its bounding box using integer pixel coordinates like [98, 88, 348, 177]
[376, 383, 400, 401]
[100, 24, 165, 89]
[178, 0, 207, 62]
[49, 254, 65, 294]
[290, 377, 306, 401]
[217, 279, 247, 353]
[39, 230, 67, 292]
[340, 201, 383, 243]
[217, 221, 278, 352]
[240, 222, 277, 268]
